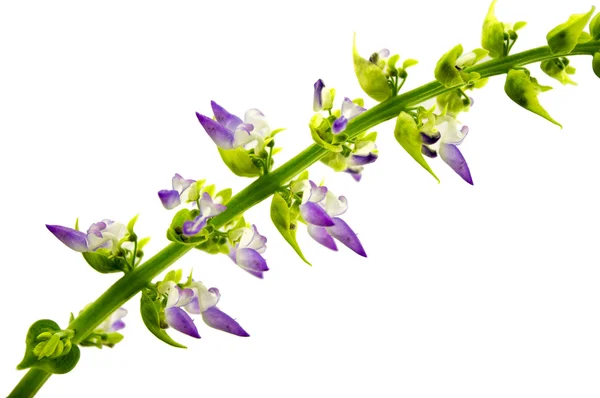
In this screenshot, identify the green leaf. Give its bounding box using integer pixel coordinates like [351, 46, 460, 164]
[353, 33, 392, 102]
[578, 31, 592, 43]
[218, 147, 262, 178]
[17, 319, 80, 374]
[393, 112, 439, 182]
[504, 69, 562, 127]
[270, 193, 311, 265]
[434, 44, 466, 88]
[591, 12, 600, 39]
[215, 188, 233, 205]
[309, 114, 343, 152]
[547, 6, 595, 54]
[140, 290, 186, 348]
[540, 58, 577, 85]
[437, 90, 470, 115]
[513, 21, 527, 31]
[402, 59, 418, 69]
[127, 214, 139, 235]
[82, 251, 127, 273]
[481, 0, 505, 58]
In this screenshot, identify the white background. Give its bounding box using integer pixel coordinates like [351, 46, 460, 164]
[1, 1, 599, 397]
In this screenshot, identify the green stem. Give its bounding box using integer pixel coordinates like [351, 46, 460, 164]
[10, 41, 600, 397]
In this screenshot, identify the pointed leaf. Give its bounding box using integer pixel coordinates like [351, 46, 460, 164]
[504, 69, 562, 127]
[218, 147, 262, 178]
[591, 12, 600, 39]
[481, 0, 505, 58]
[393, 112, 439, 182]
[353, 34, 392, 102]
[435, 44, 466, 87]
[270, 193, 311, 265]
[547, 6, 595, 54]
[140, 290, 187, 349]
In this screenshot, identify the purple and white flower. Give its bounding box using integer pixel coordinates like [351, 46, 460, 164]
[98, 308, 128, 333]
[46, 220, 127, 254]
[182, 192, 227, 236]
[159, 281, 200, 338]
[228, 225, 268, 279]
[345, 140, 379, 182]
[184, 281, 249, 337]
[313, 79, 336, 112]
[292, 180, 366, 257]
[420, 114, 473, 185]
[196, 101, 271, 151]
[158, 173, 195, 210]
[332, 98, 367, 134]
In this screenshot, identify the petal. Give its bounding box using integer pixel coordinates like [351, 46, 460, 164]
[325, 193, 348, 217]
[244, 109, 270, 138]
[420, 131, 441, 145]
[307, 181, 328, 203]
[201, 306, 249, 337]
[234, 248, 269, 274]
[439, 143, 473, 185]
[46, 225, 89, 252]
[196, 112, 234, 149]
[421, 145, 438, 158]
[332, 116, 348, 134]
[87, 221, 107, 237]
[165, 307, 200, 338]
[158, 189, 181, 210]
[300, 202, 335, 227]
[200, 192, 227, 218]
[378, 48, 391, 58]
[345, 168, 363, 182]
[211, 100, 243, 133]
[172, 173, 195, 193]
[313, 79, 325, 112]
[349, 152, 378, 166]
[307, 224, 338, 251]
[177, 288, 195, 308]
[182, 215, 207, 236]
[327, 217, 367, 257]
[238, 225, 267, 253]
[340, 97, 367, 120]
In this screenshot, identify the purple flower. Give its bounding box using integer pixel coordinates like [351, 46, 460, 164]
[228, 225, 268, 279]
[196, 101, 271, 150]
[292, 180, 366, 257]
[158, 173, 195, 210]
[332, 98, 367, 134]
[345, 140, 379, 182]
[46, 220, 127, 253]
[98, 308, 128, 333]
[159, 281, 200, 338]
[182, 192, 227, 236]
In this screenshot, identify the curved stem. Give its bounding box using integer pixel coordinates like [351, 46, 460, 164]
[10, 41, 600, 397]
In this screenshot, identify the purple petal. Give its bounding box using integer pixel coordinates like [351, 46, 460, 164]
[345, 168, 363, 182]
[172, 173, 195, 193]
[201, 306, 249, 337]
[307, 180, 327, 203]
[439, 143, 473, 185]
[87, 221, 107, 237]
[233, 248, 269, 277]
[307, 224, 338, 251]
[326, 217, 367, 257]
[158, 189, 181, 210]
[378, 48, 390, 58]
[46, 225, 89, 252]
[182, 215, 207, 236]
[184, 297, 201, 315]
[332, 116, 348, 134]
[341, 97, 367, 120]
[196, 112, 234, 149]
[111, 320, 126, 332]
[313, 79, 325, 112]
[199, 192, 226, 217]
[300, 202, 335, 227]
[421, 145, 438, 158]
[210, 101, 244, 133]
[165, 307, 200, 338]
[420, 131, 441, 145]
[349, 152, 378, 166]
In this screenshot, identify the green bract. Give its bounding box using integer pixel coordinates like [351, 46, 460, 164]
[437, 90, 470, 115]
[17, 320, 80, 374]
[540, 58, 577, 85]
[481, 0, 505, 58]
[547, 6, 596, 54]
[394, 111, 439, 182]
[140, 289, 186, 349]
[434, 44, 481, 88]
[504, 69, 561, 127]
[353, 34, 391, 102]
[309, 114, 344, 152]
[218, 147, 263, 178]
[82, 251, 129, 274]
[591, 12, 600, 39]
[270, 192, 311, 265]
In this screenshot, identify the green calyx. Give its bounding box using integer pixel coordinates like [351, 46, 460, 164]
[434, 44, 481, 88]
[540, 57, 577, 85]
[18, 320, 80, 374]
[547, 6, 596, 54]
[393, 111, 439, 183]
[353, 34, 392, 102]
[504, 68, 561, 127]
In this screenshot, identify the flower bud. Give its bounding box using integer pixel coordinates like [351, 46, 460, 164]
[353, 34, 392, 102]
[546, 6, 595, 54]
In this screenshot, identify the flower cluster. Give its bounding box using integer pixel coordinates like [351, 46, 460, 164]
[158, 279, 248, 338]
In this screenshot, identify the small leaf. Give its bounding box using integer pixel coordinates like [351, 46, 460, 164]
[578, 31, 592, 43]
[481, 0, 505, 58]
[434, 44, 466, 88]
[140, 290, 187, 349]
[353, 33, 392, 102]
[82, 251, 127, 274]
[218, 147, 262, 178]
[591, 12, 600, 39]
[504, 69, 562, 127]
[513, 21, 527, 31]
[127, 214, 139, 235]
[393, 112, 439, 182]
[215, 188, 233, 205]
[402, 59, 419, 69]
[270, 193, 311, 265]
[547, 6, 596, 54]
[540, 58, 577, 85]
[17, 319, 80, 374]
